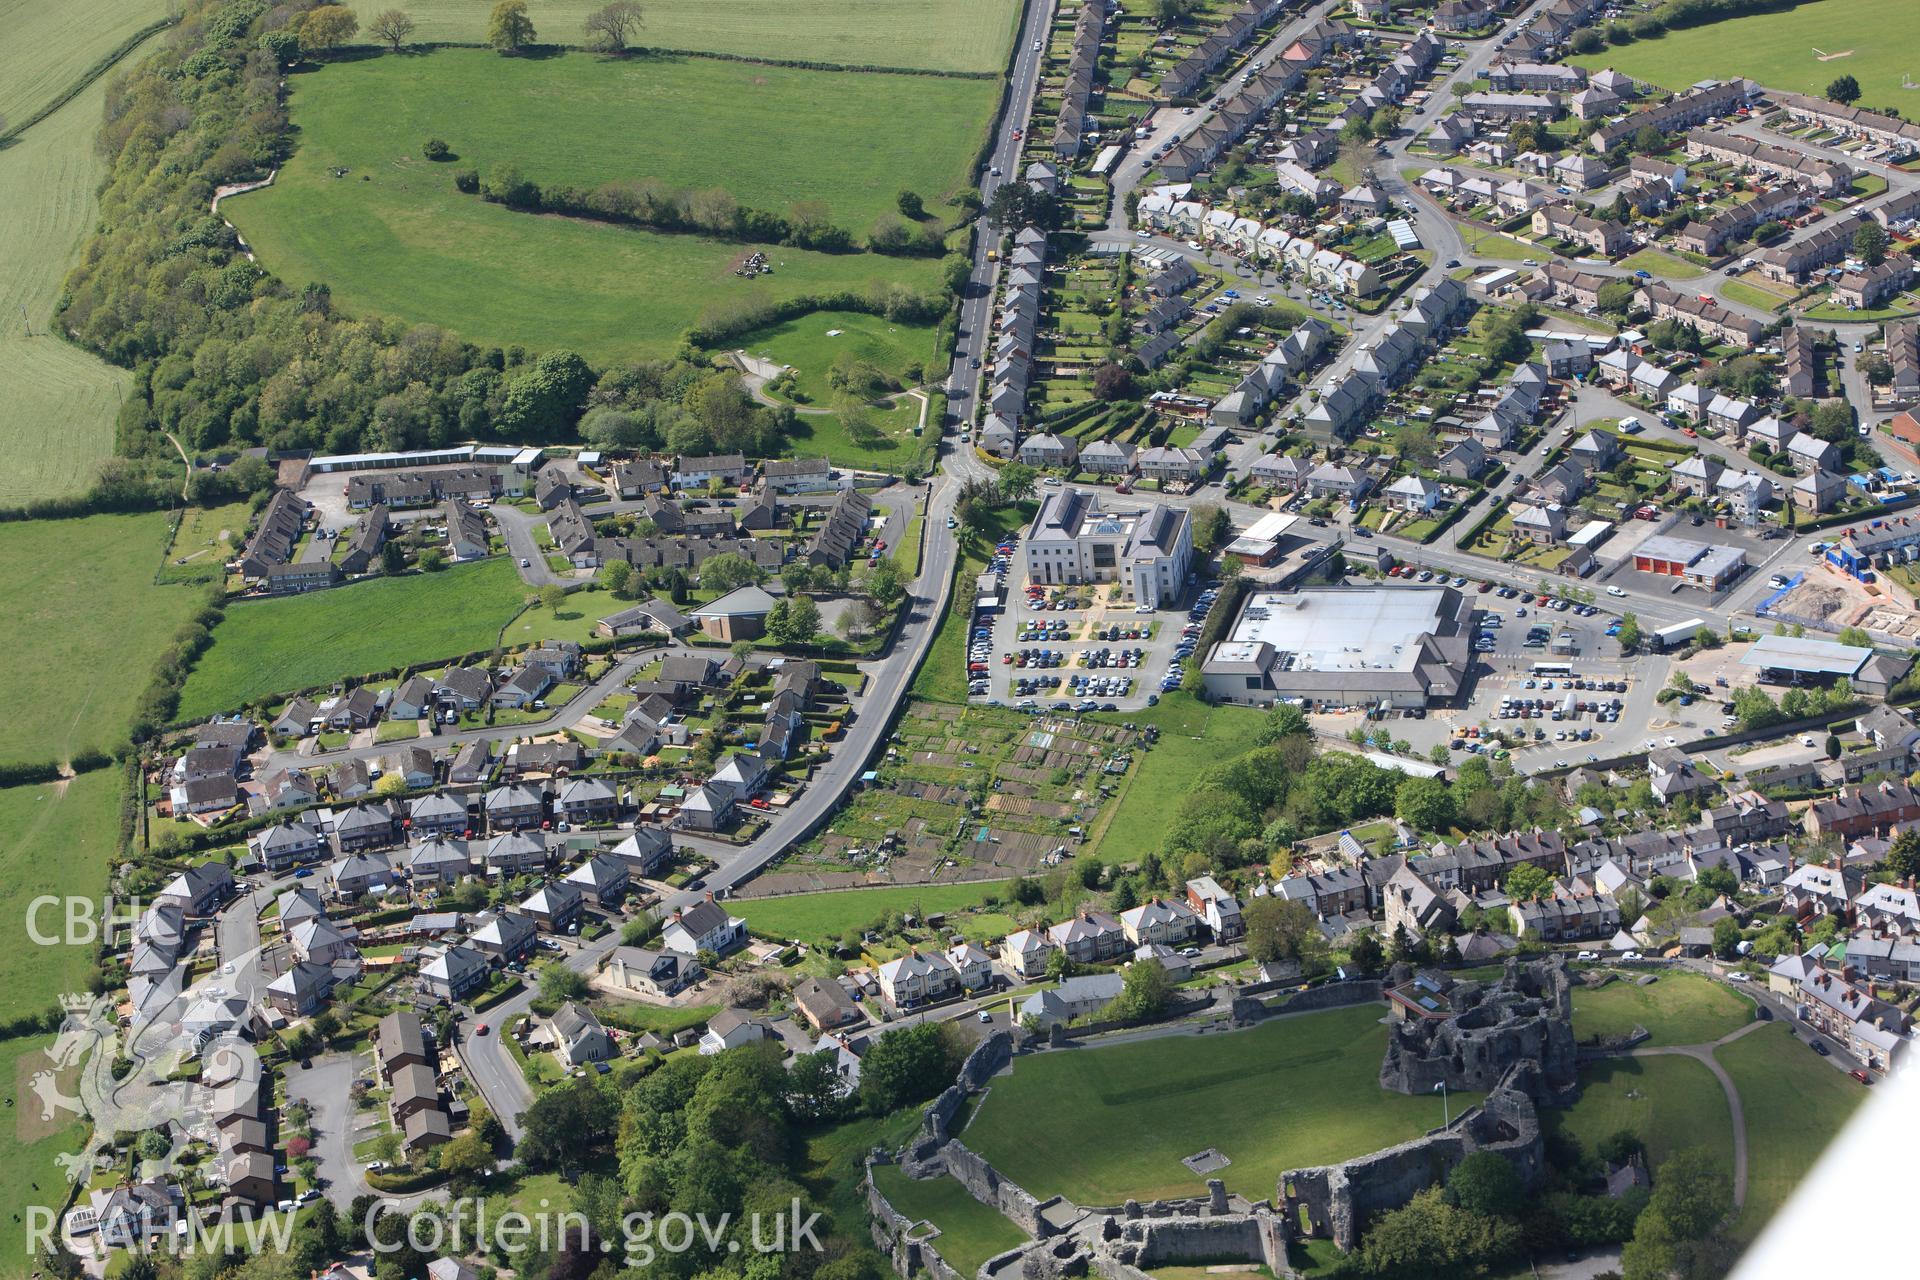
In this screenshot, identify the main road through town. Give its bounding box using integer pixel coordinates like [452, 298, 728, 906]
[457, 0, 1059, 1138]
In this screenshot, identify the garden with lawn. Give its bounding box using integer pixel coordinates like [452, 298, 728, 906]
[735, 880, 1017, 949]
[963, 1003, 1480, 1203]
[225, 48, 990, 362]
[1569, 971, 1753, 1047]
[178, 558, 531, 719]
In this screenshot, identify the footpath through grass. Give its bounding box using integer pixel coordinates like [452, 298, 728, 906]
[1715, 1022, 1864, 1240]
[343, 0, 1023, 74]
[964, 1003, 1479, 1203]
[871, 1164, 1030, 1275]
[0, 512, 200, 766]
[1570, 971, 1752, 1047]
[1547, 1054, 1734, 1176]
[179, 558, 529, 719]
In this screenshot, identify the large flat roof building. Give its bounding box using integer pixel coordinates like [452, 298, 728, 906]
[1741, 634, 1912, 698]
[1200, 586, 1473, 709]
[1023, 488, 1194, 608]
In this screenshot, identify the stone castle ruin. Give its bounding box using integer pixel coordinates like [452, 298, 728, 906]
[869, 958, 1577, 1278]
[1379, 956, 1579, 1099]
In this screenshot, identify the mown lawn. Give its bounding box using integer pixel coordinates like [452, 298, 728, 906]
[227, 49, 977, 361]
[343, 0, 1023, 74]
[871, 1164, 1030, 1275]
[964, 1004, 1479, 1203]
[1570, 972, 1753, 1047]
[179, 559, 529, 719]
[784, 397, 927, 472]
[735, 310, 941, 404]
[1715, 1022, 1864, 1240]
[1619, 248, 1706, 281]
[735, 880, 1016, 948]
[0, 512, 201, 766]
[1086, 695, 1266, 864]
[1546, 1054, 1734, 1176]
[1567, 0, 1917, 103]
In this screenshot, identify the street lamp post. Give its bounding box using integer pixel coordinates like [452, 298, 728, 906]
[1434, 1080, 1450, 1126]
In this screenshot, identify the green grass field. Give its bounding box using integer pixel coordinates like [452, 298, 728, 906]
[739, 311, 940, 403]
[225, 49, 978, 362]
[1570, 972, 1753, 1047]
[0, 513, 201, 766]
[1547, 1055, 1735, 1176]
[785, 397, 926, 471]
[963, 1004, 1480, 1203]
[1720, 280, 1791, 312]
[1087, 696, 1267, 864]
[178, 558, 530, 719]
[1569, 0, 1916, 103]
[871, 1164, 1030, 1275]
[1715, 1023, 1864, 1239]
[0, 770, 122, 1023]
[0, 0, 172, 127]
[735, 880, 1016, 947]
[1619, 248, 1707, 281]
[0, 35, 158, 506]
[344, 0, 1022, 73]
[1, 1030, 94, 1278]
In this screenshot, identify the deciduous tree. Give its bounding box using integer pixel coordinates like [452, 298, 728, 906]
[300, 5, 359, 50]
[585, 1, 645, 54]
[369, 9, 415, 50]
[488, 0, 536, 52]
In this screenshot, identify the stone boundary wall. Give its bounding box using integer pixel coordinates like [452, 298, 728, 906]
[867, 1161, 969, 1280]
[1230, 977, 1383, 1024]
[1278, 1064, 1548, 1251]
[937, 1138, 1055, 1238]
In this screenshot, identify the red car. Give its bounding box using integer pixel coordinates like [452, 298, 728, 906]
[475, 1023, 490, 1036]
[1850, 1069, 1872, 1085]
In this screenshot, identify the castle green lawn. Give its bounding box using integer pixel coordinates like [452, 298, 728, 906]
[226, 50, 978, 362]
[738, 311, 942, 404]
[1715, 1022, 1864, 1240]
[1546, 1054, 1734, 1177]
[963, 1004, 1481, 1204]
[1569, 972, 1753, 1047]
[343, 0, 1022, 75]
[0, 513, 201, 766]
[871, 1164, 1030, 1276]
[179, 559, 529, 719]
[735, 880, 1016, 948]
[1567, 0, 1916, 103]
[1086, 698, 1267, 865]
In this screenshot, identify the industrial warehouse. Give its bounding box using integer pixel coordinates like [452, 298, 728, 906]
[1200, 586, 1474, 709]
